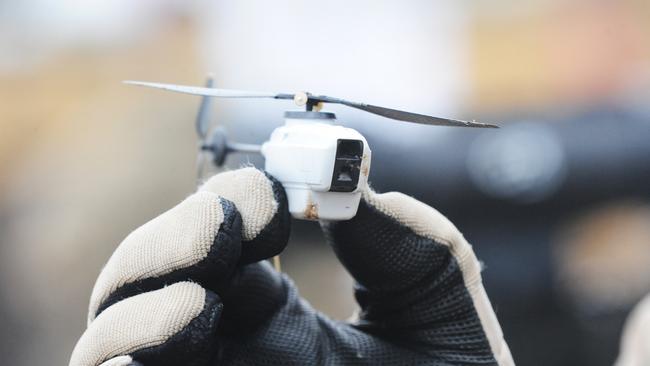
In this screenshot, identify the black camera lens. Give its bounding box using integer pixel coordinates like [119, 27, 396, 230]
[330, 139, 363, 192]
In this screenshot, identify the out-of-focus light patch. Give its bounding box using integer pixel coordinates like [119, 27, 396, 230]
[471, 0, 551, 19]
[553, 202, 650, 315]
[468, 0, 650, 112]
[195, 0, 470, 147]
[0, 0, 198, 73]
[467, 122, 567, 203]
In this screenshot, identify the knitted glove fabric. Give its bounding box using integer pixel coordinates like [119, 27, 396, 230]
[70, 167, 513, 366]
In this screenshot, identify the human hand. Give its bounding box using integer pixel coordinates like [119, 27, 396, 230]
[69, 167, 513, 365]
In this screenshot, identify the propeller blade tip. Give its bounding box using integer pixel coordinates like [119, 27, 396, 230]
[123, 80, 146, 86]
[469, 119, 499, 128]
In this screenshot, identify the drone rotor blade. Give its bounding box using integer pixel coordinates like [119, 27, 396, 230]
[308, 95, 497, 128]
[124, 80, 281, 98]
[342, 102, 498, 128]
[126, 80, 497, 128]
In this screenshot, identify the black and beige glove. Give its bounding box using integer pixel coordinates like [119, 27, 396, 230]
[616, 293, 650, 366]
[69, 167, 514, 366]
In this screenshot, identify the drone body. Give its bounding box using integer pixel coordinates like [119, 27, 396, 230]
[125, 78, 495, 221]
[262, 112, 371, 220]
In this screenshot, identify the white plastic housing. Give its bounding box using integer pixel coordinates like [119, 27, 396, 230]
[261, 113, 371, 221]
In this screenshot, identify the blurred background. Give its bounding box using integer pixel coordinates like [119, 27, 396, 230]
[1, 1, 650, 365]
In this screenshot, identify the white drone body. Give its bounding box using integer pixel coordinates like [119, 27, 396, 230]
[262, 112, 371, 221]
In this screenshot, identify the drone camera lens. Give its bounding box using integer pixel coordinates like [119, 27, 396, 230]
[330, 139, 363, 192]
[337, 168, 353, 182]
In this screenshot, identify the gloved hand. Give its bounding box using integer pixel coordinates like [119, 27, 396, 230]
[616, 293, 650, 366]
[69, 167, 513, 366]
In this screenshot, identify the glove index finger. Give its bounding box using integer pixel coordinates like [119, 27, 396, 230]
[200, 167, 290, 264]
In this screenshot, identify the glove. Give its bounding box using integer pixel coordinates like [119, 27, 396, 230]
[616, 293, 650, 366]
[69, 167, 514, 366]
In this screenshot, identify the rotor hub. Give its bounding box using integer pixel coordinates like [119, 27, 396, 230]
[284, 111, 336, 120]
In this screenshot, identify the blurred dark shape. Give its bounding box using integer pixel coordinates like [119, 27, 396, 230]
[358, 107, 650, 366]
